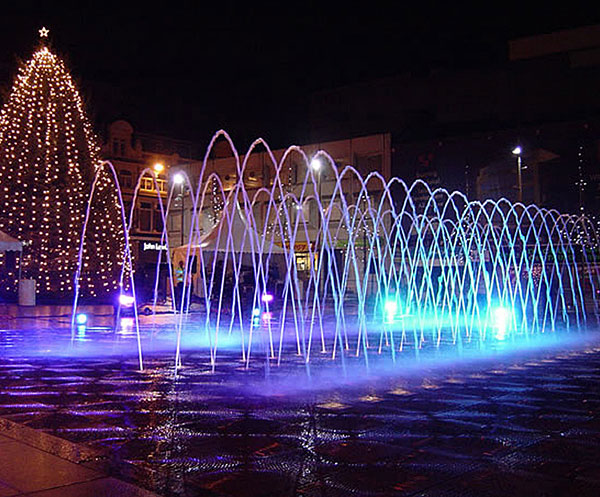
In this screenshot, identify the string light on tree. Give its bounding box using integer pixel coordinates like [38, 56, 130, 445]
[0, 29, 124, 299]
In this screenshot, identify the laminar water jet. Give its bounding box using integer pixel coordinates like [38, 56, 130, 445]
[71, 131, 600, 373]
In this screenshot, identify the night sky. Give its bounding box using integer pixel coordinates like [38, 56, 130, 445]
[1, 1, 599, 149]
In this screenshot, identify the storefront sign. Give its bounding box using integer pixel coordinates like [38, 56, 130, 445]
[275, 241, 315, 252]
[143, 242, 167, 251]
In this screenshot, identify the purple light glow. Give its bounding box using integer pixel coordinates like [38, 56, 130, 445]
[119, 294, 135, 307]
[261, 293, 274, 304]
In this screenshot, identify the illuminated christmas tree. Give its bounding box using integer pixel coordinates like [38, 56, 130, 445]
[0, 29, 124, 300]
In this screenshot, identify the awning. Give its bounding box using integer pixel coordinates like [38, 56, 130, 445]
[171, 200, 284, 263]
[0, 231, 22, 252]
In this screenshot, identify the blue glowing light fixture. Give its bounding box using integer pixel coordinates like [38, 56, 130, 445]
[492, 306, 512, 340]
[384, 297, 398, 323]
[252, 307, 261, 327]
[75, 313, 88, 325]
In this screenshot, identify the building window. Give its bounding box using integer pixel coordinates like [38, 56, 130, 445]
[296, 252, 311, 271]
[119, 170, 133, 189]
[112, 138, 126, 157]
[153, 205, 163, 232]
[141, 177, 153, 191]
[139, 202, 152, 232]
[139, 177, 167, 194]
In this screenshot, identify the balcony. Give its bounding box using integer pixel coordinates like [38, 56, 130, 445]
[139, 176, 167, 195]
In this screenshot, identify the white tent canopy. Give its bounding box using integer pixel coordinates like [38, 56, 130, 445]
[171, 200, 284, 263]
[0, 230, 22, 252]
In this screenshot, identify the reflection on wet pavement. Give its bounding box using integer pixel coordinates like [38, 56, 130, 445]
[0, 327, 599, 496]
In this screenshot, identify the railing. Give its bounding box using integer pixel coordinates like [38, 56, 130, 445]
[139, 177, 167, 194]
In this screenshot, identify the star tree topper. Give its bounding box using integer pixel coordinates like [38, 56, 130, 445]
[39, 27, 49, 38]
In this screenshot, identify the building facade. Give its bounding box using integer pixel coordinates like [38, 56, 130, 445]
[100, 120, 202, 298]
[306, 25, 600, 216]
[168, 133, 393, 294]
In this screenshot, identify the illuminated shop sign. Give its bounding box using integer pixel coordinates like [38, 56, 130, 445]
[143, 242, 167, 251]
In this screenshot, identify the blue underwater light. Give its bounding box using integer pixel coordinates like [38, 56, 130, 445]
[492, 306, 512, 340]
[252, 307, 261, 327]
[384, 297, 398, 323]
[75, 313, 88, 325]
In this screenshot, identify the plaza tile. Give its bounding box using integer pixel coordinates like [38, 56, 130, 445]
[0, 442, 99, 494]
[1, 326, 599, 496]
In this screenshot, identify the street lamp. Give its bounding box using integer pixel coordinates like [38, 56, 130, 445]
[512, 146, 523, 203]
[173, 172, 184, 185]
[153, 162, 165, 174]
[173, 173, 185, 246]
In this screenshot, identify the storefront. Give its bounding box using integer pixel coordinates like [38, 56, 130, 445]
[133, 239, 170, 302]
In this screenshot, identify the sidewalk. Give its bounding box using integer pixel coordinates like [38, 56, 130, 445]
[0, 419, 159, 497]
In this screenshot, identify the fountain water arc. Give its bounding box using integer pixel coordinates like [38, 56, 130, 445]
[70, 130, 600, 374]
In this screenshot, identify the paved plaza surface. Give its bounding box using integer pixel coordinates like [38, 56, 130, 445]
[0, 430, 157, 496]
[0, 325, 599, 496]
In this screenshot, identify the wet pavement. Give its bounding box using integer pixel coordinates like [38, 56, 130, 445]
[0, 325, 599, 496]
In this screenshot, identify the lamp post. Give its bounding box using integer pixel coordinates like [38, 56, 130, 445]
[512, 146, 523, 203]
[173, 172, 185, 246]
